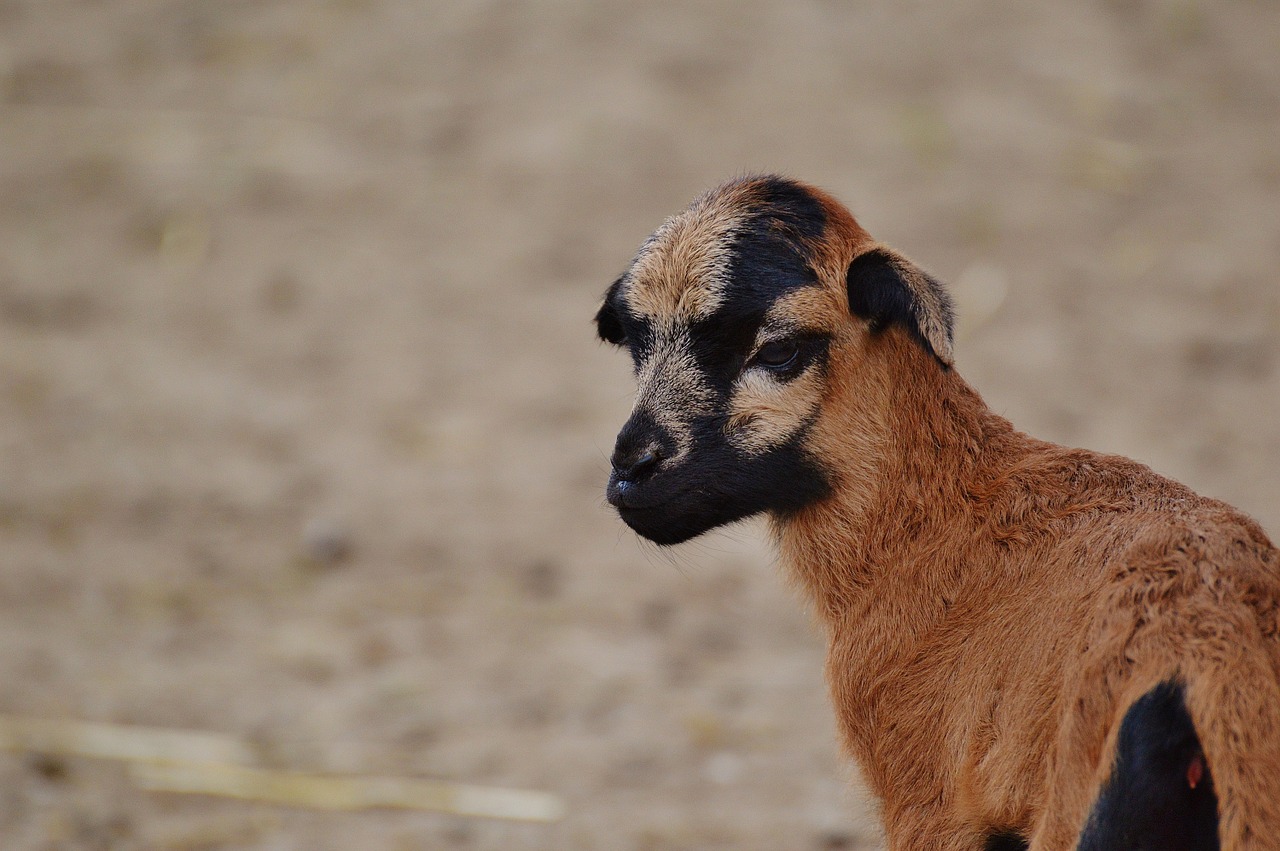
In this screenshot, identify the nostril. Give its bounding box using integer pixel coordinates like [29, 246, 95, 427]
[613, 445, 663, 483]
[631, 449, 658, 478]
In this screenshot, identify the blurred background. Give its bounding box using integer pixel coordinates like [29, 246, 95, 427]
[1, 1, 1277, 848]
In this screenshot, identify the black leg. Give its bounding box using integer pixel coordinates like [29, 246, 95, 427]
[1076, 681, 1219, 851]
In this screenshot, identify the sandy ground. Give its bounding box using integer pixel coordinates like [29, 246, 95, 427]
[0, 1, 1277, 848]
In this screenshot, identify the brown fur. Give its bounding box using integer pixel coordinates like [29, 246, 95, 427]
[778, 329, 1280, 849]
[616, 178, 1280, 849]
[773, 204, 1280, 849]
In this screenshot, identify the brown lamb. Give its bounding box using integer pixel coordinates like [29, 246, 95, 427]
[594, 175, 1280, 850]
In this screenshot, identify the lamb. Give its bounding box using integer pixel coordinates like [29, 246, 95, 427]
[593, 175, 1280, 850]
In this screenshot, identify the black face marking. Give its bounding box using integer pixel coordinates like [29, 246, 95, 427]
[673, 181, 829, 388]
[603, 286, 834, 545]
[724, 204, 823, 313]
[607, 421, 831, 545]
[680, 298, 831, 399]
[673, 177, 829, 383]
[597, 176, 840, 546]
[753, 175, 828, 245]
[608, 408, 674, 492]
[1077, 681, 1219, 851]
[846, 248, 954, 364]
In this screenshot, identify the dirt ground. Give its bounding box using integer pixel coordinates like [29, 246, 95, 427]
[0, 1, 1277, 849]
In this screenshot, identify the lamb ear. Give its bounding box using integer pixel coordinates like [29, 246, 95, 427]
[846, 247, 955, 366]
[594, 275, 627, 345]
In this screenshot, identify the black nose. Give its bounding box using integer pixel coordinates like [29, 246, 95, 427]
[611, 443, 663, 483]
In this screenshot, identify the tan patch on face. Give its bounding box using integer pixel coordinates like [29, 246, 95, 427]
[763, 286, 844, 332]
[632, 322, 715, 460]
[723, 288, 842, 456]
[725, 345, 825, 455]
[621, 181, 760, 322]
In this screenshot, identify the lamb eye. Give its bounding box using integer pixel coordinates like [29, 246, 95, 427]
[755, 340, 799, 370]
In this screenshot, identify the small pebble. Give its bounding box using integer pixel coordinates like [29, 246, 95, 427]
[302, 518, 352, 566]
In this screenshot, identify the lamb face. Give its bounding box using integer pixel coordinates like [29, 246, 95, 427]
[594, 177, 838, 544]
[595, 175, 953, 545]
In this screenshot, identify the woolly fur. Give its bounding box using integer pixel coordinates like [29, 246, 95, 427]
[603, 176, 1280, 850]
